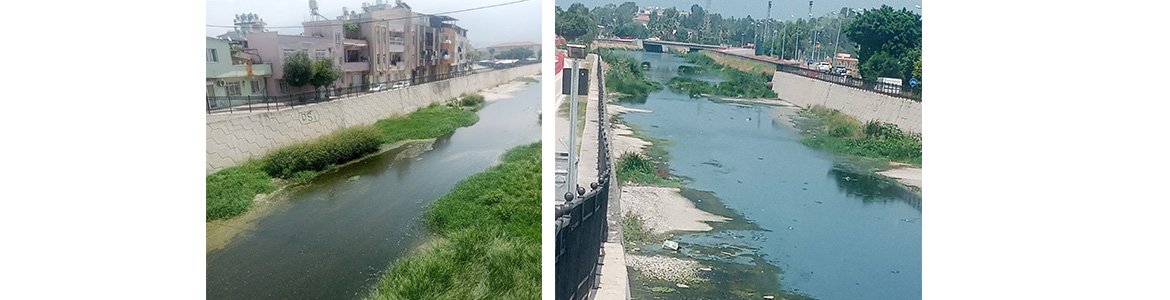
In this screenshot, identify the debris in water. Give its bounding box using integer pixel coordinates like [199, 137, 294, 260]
[699, 267, 712, 272]
[764, 296, 776, 300]
[788, 226, 793, 230]
[347, 176, 360, 182]
[662, 240, 681, 251]
[676, 283, 690, 289]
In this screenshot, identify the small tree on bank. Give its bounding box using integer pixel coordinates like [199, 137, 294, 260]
[283, 51, 314, 90]
[311, 58, 342, 95]
[282, 51, 342, 99]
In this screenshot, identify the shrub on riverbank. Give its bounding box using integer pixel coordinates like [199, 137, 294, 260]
[365, 142, 541, 300]
[800, 105, 922, 165]
[206, 161, 276, 221]
[260, 126, 383, 179]
[600, 50, 663, 102]
[376, 104, 479, 144]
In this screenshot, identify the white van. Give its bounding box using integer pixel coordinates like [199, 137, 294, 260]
[875, 77, 903, 94]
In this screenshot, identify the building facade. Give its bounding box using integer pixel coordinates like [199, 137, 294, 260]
[206, 37, 272, 109]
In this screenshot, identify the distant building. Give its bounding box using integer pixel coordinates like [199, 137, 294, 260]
[206, 37, 272, 109]
[209, 0, 474, 97]
[833, 53, 859, 74]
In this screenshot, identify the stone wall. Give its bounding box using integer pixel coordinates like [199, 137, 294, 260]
[771, 70, 922, 133]
[206, 64, 541, 174]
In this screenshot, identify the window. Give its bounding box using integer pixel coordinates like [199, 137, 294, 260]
[226, 82, 241, 96]
[283, 49, 294, 59]
[316, 50, 326, 60]
[206, 49, 218, 63]
[279, 80, 289, 94]
[335, 33, 341, 43]
[251, 80, 262, 93]
[207, 84, 215, 97]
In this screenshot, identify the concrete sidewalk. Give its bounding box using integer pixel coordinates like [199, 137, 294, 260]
[555, 54, 630, 300]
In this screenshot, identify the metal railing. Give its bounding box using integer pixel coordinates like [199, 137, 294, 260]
[555, 54, 613, 300]
[206, 60, 538, 115]
[775, 63, 922, 101]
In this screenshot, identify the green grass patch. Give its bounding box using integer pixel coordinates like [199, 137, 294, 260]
[260, 125, 383, 179]
[376, 104, 479, 144]
[557, 94, 588, 138]
[799, 105, 922, 165]
[599, 50, 663, 103]
[668, 52, 777, 99]
[622, 213, 667, 249]
[365, 142, 541, 300]
[616, 152, 682, 187]
[205, 160, 276, 221]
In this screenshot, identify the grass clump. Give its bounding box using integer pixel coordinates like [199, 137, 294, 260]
[650, 286, 677, 293]
[799, 105, 922, 165]
[376, 104, 479, 144]
[616, 152, 680, 187]
[600, 50, 663, 103]
[622, 214, 667, 249]
[206, 161, 276, 221]
[515, 77, 539, 84]
[365, 142, 541, 300]
[260, 125, 383, 179]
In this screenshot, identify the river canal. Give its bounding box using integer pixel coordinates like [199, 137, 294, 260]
[613, 50, 921, 300]
[206, 81, 542, 300]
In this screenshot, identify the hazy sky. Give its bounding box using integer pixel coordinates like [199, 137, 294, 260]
[206, 0, 542, 48]
[556, 0, 921, 20]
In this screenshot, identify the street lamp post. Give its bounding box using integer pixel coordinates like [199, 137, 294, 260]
[833, 11, 842, 61]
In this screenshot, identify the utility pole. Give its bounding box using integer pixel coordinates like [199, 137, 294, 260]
[833, 11, 843, 62]
[765, 1, 771, 53]
[566, 59, 579, 200]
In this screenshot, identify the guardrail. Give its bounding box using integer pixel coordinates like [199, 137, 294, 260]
[554, 54, 613, 300]
[206, 60, 540, 115]
[775, 63, 922, 101]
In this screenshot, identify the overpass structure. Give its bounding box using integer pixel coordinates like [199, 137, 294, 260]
[641, 39, 724, 53]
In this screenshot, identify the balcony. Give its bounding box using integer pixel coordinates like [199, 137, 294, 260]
[342, 62, 369, 72]
[207, 62, 272, 79]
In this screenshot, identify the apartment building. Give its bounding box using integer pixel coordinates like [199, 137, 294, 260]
[210, 0, 471, 97]
[206, 37, 272, 109]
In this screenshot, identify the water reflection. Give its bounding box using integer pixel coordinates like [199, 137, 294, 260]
[828, 164, 922, 211]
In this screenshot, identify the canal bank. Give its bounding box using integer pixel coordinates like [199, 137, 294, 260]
[605, 49, 921, 300]
[206, 79, 542, 300]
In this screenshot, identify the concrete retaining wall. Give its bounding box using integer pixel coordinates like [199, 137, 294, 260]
[206, 64, 541, 174]
[771, 70, 922, 133]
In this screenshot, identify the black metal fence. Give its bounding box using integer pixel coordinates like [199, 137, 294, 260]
[775, 63, 922, 102]
[206, 60, 540, 115]
[555, 54, 613, 300]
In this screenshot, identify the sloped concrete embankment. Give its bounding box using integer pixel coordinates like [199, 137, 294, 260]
[206, 64, 540, 174]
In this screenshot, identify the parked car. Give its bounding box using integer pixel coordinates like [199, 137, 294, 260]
[391, 81, 409, 90]
[833, 66, 848, 75]
[368, 84, 388, 92]
[815, 62, 833, 72]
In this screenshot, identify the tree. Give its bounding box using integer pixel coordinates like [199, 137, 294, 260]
[613, 22, 650, 39]
[283, 51, 314, 88]
[556, 4, 598, 43]
[495, 47, 534, 60]
[843, 5, 921, 69]
[311, 58, 341, 91]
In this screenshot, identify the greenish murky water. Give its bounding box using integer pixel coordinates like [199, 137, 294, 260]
[206, 82, 542, 300]
[614, 50, 921, 300]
